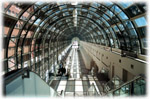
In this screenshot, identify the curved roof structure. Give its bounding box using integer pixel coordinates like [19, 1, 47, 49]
[3, 2, 147, 74]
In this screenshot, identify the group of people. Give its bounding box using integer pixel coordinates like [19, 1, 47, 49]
[57, 61, 70, 78]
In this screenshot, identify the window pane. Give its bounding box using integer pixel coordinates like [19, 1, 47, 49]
[134, 17, 147, 27]
[129, 29, 137, 36]
[124, 21, 134, 29]
[119, 12, 128, 20]
[103, 14, 109, 20]
[120, 2, 133, 8]
[111, 5, 121, 13]
[106, 10, 114, 17]
[118, 24, 124, 31]
[34, 19, 41, 25]
[89, 7, 96, 12]
[141, 38, 146, 47]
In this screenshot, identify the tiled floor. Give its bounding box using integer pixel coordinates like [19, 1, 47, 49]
[56, 47, 102, 97]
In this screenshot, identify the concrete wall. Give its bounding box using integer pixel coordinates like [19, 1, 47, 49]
[79, 45, 92, 70]
[80, 41, 146, 81]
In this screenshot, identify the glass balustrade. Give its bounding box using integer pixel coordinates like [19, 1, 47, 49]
[5, 70, 58, 97]
[107, 76, 145, 96]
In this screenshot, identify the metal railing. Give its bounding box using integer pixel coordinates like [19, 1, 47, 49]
[4, 67, 29, 85]
[86, 83, 99, 96]
[106, 76, 146, 96]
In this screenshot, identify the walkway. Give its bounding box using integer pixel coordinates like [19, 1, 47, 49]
[51, 47, 102, 97]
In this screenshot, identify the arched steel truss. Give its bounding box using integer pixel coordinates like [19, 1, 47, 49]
[3, 2, 147, 76]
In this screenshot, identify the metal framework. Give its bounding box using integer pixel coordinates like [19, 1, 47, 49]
[3, 2, 147, 79]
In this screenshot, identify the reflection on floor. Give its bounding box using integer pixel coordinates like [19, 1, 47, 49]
[54, 47, 102, 97]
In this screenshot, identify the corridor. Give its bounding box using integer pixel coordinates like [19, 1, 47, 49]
[2, 1, 147, 97]
[54, 46, 101, 97]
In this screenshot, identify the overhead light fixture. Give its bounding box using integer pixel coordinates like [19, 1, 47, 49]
[71, 2, 78, 5]
[73, 8, 77, 27]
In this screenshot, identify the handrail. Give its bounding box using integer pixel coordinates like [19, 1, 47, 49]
[92, 83, 99, 95]
[4, 67, 29, 85]
[3, 67, 29, 95]
[4, 68, 60, 97]
[87, 83, 99, 96]
[106, 75, 145, 95]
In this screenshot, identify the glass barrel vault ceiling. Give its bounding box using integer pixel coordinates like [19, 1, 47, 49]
[3, 2, 147, 74]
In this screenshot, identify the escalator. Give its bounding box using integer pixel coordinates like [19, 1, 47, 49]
[4, 68, 59, 97]
[106, 76, 146, 96]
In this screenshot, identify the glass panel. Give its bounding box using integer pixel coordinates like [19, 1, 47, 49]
[91, 3, 100, 8]
[119, 12, 128, 20]
[105, 2, 113, 6]
[21, 12, 29, 21]
[134, 78, 146, 95]
[110, 38, 114, 47]
[29, 15, 36, 23]
[11, 26, 20, 37]
[6, 5, 21, 17]
[129, 29, 137, 36]
[103, 14, 109, 20]
[45, 10, 53, 15]
[55, 10, 60, 15]
[41, 5, 49, 11]
[120, 2, 133, 8]
[138, 27, 146, 38]
[109, 28, 116, 38]
[124, 21, 134, 29]
[23, 46, 29, 54]
[118, 24, 125, 31]
[111, 5, 121, 13]
[114, 89, 120, 96]
[134, 17, 147, 27]
[106, 10, 114, 17]
[127, 5, 142, 17]
[62, 8, 67, 12]
[68, 8, 73, 11]
[120, 84, 130, 96]
[9, 38, 16, 47]
[63, 12, 69, 16]
[89, 7, 97, 12]
[82, 8, 88, 12]
[113, 25, 119, 32]
[8, 57, 16, 71]
[96, 19, 102, 24]
[4, 2, 9, 9]
[26, 31, 34, 38]
[8, 48, 15, 57]
[141, 38, 146, 47]
[34, 19, 41, 25]
[35, 2, 44, 6]
[4, 27, 10, 36]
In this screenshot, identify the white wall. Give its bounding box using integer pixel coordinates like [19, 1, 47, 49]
[80, 41, 146, 80]
[79, 45, 92, 69]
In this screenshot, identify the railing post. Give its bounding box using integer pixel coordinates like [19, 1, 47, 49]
[131, 81, 134, 95]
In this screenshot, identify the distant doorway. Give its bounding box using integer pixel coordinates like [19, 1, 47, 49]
[112, 66, 114, 78]
[122, 69, 128, 82]
[90, 60, 98, 75]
